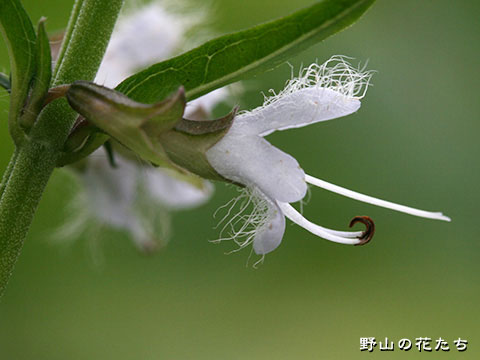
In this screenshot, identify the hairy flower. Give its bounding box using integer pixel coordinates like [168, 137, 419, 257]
[206, 56, 450, 258]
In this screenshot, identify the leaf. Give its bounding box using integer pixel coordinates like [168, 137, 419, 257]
[20, 18, 52, 130]
[0, 0, 37, 139]
[116, 0, 375, 103]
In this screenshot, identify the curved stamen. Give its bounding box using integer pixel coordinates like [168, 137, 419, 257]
[277, 202, 364, 245]
[305, 174, 451, 222]
[349, 216, 375, 246]
[324, 228, 364, 238]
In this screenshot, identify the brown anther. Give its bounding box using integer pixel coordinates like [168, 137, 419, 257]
[349, 216, 375, 246]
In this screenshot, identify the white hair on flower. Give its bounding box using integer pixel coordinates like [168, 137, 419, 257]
[206, 55, 450, 262]
[228, 57, 374, 139]
[263, 55, 374, 106]
[213, 188, 278, 249]
[213, 187, 286, 267]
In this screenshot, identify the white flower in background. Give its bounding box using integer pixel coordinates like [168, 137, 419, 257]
[96, 0, 228, 111]
[96, 3, 184, 87]
[63, 0, 228, 250]
[61, 151, 213, 252]
[98, 0, 205, 86]
[206, 56, 450, 259]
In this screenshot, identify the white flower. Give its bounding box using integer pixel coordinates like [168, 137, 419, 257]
[61, 150, 213, 252]
[97, 0, 207, 88]
[95, 0, 230, 110]
[61, 1, 228, 250]
[206, 56, 450, 258]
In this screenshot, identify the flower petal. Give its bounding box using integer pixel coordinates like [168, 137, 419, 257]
[207, 134, 307, 203]
[143, 168, 213, 209]
[252, 198, 286, 255]
[82, 151, 137, 227]
[233, 87, 360, 136]
[96, 1, 213, 88]
[96, 3, 185, 87]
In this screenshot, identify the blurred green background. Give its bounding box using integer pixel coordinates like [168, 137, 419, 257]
[1, 0, 479, 358]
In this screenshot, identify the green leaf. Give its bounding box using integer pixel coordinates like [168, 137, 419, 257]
[0, 0, 37, 142]
[117, 0, 375, 103]
[66, 81, 186, 170]
[20, 18, 52, 130]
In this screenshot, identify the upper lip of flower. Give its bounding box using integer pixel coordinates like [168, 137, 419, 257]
[206, 56, 450, 258]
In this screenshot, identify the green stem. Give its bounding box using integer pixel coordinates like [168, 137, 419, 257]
[0, 0, 124, 297]
[0, 149, 18, 201]
[0, 142, 56, 296]
[53, 0, 123, 86]
[53, 0, 84, 79]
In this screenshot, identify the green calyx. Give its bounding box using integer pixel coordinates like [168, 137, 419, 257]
[160, 108, 237, 181]
[65, 81, 234, 181]
[66, 81, 185, 170]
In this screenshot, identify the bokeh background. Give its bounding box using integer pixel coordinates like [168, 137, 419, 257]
[1, 0, 479, 358]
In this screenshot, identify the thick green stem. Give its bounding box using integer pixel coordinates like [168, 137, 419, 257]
[53, 0, 84, 79]
[35, 0, 125, 148]
[0, 0, 124, 297]
[53, 0, 123, 86]
[0, 149, 18, 201]
[0, 142, 56, 296]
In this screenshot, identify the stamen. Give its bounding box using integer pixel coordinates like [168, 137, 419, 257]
[349, 216, 375, 246]
[277, 202, 365, 245]
[305, 174, 451, 222]
[323, 228, 364, 239]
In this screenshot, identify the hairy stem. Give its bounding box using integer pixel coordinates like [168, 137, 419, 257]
[53, 0, 84, 79]
[0, 0, 124, 297]
[0, 149, 18, 202]
[0, 142, 56, 296]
